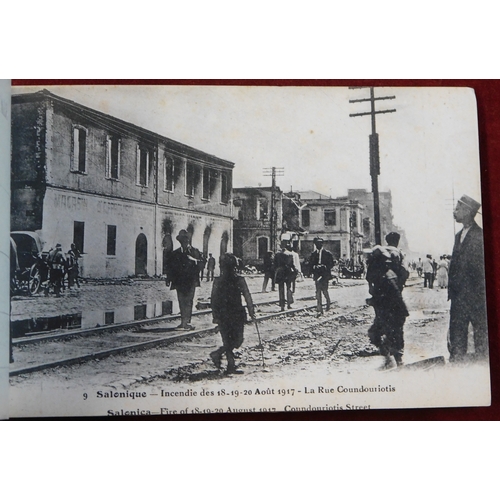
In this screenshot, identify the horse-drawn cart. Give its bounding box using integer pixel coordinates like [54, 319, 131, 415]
[339, 265, 365, 279]
[10, 231, 47, 295]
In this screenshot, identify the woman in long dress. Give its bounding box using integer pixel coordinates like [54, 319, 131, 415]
[436, 255, 449, 289]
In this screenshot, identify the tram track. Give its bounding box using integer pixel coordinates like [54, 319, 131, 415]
[10, 278, 419, 377]
[10, 299, 370, 377]
[12, 295, 316, 346]
[10, 297, 320, 376]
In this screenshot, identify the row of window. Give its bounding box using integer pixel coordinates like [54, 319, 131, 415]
[72, 220, 116, 256]
[300, 209, 336, 227]
[71, 126, 230, 203]
[300, 209, 358, 228]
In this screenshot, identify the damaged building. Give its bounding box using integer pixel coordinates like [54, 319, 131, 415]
[232, 186, 283, 266]
[11, 90, 234, 278]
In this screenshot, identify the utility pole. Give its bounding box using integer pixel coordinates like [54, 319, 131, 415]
[263, 167, 284, 252]
[349, 87, 396, 245]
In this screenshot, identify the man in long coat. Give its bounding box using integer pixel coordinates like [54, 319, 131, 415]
[448, 195, 488, 362]
[165, 230, 203, 330]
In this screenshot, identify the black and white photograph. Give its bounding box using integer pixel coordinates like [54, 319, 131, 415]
[3, 83, 492, 417]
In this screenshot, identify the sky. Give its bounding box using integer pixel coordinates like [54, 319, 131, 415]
[12, 84, 483, 256]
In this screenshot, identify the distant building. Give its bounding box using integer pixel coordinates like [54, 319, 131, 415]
[232, 186, 283, 266]
[347, 189, 409, 252]
[11, 90, 234, 278]
[294, 191, 364, 261]
[233, 186, 364, 265]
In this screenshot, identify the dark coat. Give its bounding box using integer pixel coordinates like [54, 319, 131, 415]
[165, 245, 202, 292]
[274, 250, 295, 284]
[448, 222, 486, 306]
[309, 248, 334, 281]
[207, 256, 216, 271]
[211, 275, 254, 326]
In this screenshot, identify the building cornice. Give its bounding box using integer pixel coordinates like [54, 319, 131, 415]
[44, 184, 234, 220]
[13, 90, 235, 171]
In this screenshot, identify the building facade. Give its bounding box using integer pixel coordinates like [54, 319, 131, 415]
[232, 187, 364, 265]
[294, 191, 364, 261]
[232, 186, 283, 266]
[11, 90, 234, 278]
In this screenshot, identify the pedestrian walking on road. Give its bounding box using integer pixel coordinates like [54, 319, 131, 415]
[206, 253, 216, 281]
[199, 252, 207, 281]
[290, 247, 302, 294]
[310, 237, 334, 315]
[448, 194, 488, 362]
[165, 230, 203, 330]
[261, 251, 275, 292]
[416, 258, 423, 277]
[274, 241, 296, 311]
[436, 255, 449, 289]
[210, 253, 256, 375]
[47, 243, 66, 297]
[423, 254, 434, 288]
[365, 232, 409, 369]
[67, 243, 81, 289]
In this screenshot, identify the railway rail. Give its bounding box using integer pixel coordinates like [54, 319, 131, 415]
[11, 296, 322, 376]
[10, 278, 420, 377]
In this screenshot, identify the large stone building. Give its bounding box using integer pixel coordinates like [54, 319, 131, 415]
[11, 90, 234, 278]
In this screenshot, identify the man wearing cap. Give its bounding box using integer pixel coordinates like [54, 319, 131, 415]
[47, 243, 66, 297]
[448, 195, 488, 362]
[310, 237, 334, 315]
[165, 230, 203, 330]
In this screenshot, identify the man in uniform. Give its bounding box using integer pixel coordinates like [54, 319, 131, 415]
[165, 230, 203, 330]
[448, 195, 488, 362]
[67, 243, 81, 289]
[47, 243, 66, 297]
[310, 237, 334, 315]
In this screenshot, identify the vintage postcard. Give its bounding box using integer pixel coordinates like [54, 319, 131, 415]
[4, 84, 490, 418]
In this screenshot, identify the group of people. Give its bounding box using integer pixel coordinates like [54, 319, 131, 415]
[42, 243, 81, 297]
[164, 231, 338, 374]
[199, 252, 216, 282]
[365, 194, 488, 368]
[165, 192, 488, 374]
[418, 254, 451, 289]
[164, 229, 255, 375]
[262, 241, 302, 311]
[261, 237, 335, 316]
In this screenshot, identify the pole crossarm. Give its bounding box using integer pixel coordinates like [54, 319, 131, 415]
[348, 87, 397, 246]
[349, 96, 395, 103]
[350, 109, 397, 118]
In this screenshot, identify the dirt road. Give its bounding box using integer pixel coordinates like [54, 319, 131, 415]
[10, 274, 451, 391]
